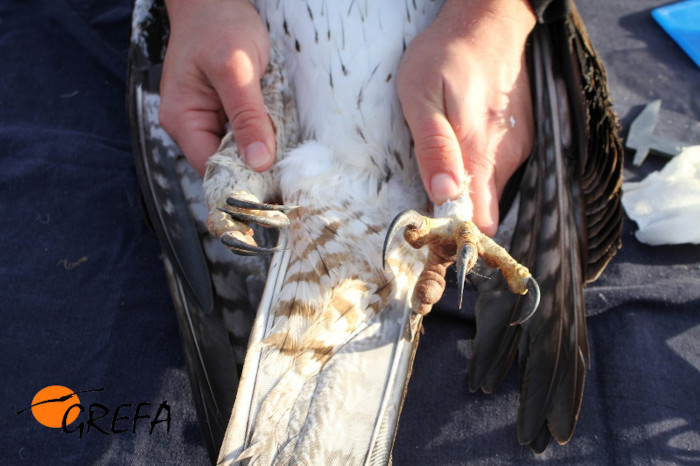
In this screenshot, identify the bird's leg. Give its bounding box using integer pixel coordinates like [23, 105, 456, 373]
[383, 210, 540, 324]
[207, 190, 294, 256]
[203, 44, 299, 257]
[203, 133, 293, 257]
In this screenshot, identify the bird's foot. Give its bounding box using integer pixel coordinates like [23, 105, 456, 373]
[383, 210, 540, 324]
[208, 191, 294, 255]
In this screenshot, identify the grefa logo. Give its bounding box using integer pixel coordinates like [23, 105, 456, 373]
[16, 385, 171, 437]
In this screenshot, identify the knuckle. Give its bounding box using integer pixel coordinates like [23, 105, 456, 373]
[206, 43, 266, 87]
[467, 154, 496, 174]
[458, 134, 488, 160]
[229, 105, 266, 136]
[414, 132, 460, 162]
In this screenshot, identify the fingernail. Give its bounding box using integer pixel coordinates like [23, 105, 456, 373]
[430, 173, 460, 204]
[244, 141, 272, 170]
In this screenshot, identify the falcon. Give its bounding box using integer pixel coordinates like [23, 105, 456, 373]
[128, 0, 622, 463]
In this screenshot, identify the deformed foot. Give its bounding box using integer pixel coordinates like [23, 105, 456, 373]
[383, 210, 539, 324]
[208, 191, 295, 255]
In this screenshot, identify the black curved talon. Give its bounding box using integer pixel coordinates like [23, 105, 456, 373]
[456, 243, 477, 309]
[510, 276, 541, 326]
[226, 197, 296, 212]
[221, 234, 283, 256]
[382, 210, 424, 269]
[218, 207, 290, 228]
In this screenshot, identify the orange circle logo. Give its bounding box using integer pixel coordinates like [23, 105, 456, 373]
[31, 385, 81, 428]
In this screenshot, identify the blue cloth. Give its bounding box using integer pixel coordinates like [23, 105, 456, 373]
[653, 0, 700, 68]
[1, 1, 699, 464]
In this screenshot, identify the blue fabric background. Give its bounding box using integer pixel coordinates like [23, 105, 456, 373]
[1, 1, 699, 464]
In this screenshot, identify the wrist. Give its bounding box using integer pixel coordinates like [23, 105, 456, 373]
[438, 0, 536, 47]
[164, 0, 253, 25]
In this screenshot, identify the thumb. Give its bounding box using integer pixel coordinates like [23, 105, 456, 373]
[407, 111, 465, 205]
[211, 56, 276, 172]
[406, 106, 500, 236]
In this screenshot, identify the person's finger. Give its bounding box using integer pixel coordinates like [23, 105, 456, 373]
[158, 65, 225, 174]
[399, 76, 466, 206]
[413, 113, 465, 205]
[438, 73, 499, 236]
[209, 49, 276, 173]
[166, 109, 224, 175]
[463, 150, 500, 236]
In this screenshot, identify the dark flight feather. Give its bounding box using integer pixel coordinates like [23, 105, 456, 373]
[469, 4, 622, 453]
[127, 2, 271, 461]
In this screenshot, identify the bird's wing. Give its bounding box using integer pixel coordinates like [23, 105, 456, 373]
[468, 4, 623, 453]
[127, 0, 274, 460]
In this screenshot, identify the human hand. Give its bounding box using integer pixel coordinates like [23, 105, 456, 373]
[159, 0, 275, 175]
[397, 0, 536, 236]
